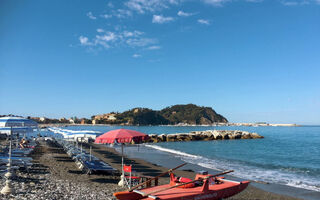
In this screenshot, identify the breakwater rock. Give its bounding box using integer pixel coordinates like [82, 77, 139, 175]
[146, 130, 263, 143]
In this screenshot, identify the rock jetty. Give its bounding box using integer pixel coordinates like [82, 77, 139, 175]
[146, 130, 263, 143]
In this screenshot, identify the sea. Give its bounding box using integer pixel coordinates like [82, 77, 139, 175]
[42, 125, 320, 199]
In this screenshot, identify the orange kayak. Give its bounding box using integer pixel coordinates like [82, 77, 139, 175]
[114, 173, 249, 200]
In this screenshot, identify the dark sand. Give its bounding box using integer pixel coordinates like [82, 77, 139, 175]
[80, 143, 302, 200]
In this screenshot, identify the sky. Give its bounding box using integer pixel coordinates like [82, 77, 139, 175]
[0, 0, 320, 124]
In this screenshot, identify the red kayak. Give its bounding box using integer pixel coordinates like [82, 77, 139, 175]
[114, 172, 249, 200]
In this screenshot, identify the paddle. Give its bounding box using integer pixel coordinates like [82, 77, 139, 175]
[128, 163, 187, 192]
[134, 170, 234, 198]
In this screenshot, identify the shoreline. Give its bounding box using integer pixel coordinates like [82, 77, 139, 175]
[41, 125, 320, 198]
[116, 144, 320, 200]
[38, 123, 301, 128]
[37, 126, 320, 200]
[4, 137, 316, 199]
[83, 142, 305, 200]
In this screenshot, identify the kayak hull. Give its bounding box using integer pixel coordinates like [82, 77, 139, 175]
[114, 178, 249, 200]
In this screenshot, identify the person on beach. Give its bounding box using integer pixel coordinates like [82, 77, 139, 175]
[19, 138, 28, 148]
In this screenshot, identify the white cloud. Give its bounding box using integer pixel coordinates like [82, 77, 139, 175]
[146, 45, 161, 50]
[87, 12, 97, 20]
[282, 1, 299, 6]
[101, 14, 112, 19]
[100, 9, 132, 20]
[177, 10, 194, 17]
[203, 0, 263, 6]
[198, 19, 210, 25]
[96, 32, 117, 42]
[79, 29, 157, 51]
[114, 9, 132, 18]
[125, 0, 179, 14]
[132, 54, 142, 58]
[281, 0, 310, 6]
[126, 38, 157, 47]
[97, 28, 104, 33]
[202, 0, 230, 6]
[79, 36, 92, 46]
[123, 30, 144, 37]
[152, 15, 174, 24]
[95, 40, 110, 48]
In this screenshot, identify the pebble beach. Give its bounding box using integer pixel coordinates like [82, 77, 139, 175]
[0, 138, 304, 200]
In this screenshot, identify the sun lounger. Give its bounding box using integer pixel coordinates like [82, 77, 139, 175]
[81, 159, 117, 175]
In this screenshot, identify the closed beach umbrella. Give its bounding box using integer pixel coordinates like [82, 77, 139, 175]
[95, 129, 149, 186]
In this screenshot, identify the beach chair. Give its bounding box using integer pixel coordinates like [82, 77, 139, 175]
[123, 164, 141, 189]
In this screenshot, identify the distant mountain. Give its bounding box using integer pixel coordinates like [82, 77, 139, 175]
[99, 104, 228, 125]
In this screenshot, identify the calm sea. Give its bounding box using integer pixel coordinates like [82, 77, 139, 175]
[42, 125, 320, 193]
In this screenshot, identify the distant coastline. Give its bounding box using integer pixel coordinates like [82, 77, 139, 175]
[38, 122, 300, 128]
[4, 104, 302, 127]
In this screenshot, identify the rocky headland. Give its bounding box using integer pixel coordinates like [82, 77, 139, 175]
[146, 130, 264, 143]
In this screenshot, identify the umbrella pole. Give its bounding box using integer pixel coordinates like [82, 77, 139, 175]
[90, 146, 92, 161]
[1, 126, 14, 194]
[121, 143, 124, 174]
[16, 133, 19, 149]
[8, 126, 12, 170]
[118, 143, 125, 187]
[80, 139, 82, 153]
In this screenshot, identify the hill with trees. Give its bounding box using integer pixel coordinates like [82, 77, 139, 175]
[160, 104, 228, 125]
[97, 104, 228, 125]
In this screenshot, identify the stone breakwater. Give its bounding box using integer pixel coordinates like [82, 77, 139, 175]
[146, 130, 263, 143]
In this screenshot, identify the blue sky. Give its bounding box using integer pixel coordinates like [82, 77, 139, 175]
[1, 0, 320, 124]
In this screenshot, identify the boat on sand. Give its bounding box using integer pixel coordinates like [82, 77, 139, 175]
[114, 170, 249, 200]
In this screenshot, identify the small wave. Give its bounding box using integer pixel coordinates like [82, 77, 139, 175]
[143, 145, 320, 192]
[144, 144, 201, 159]
[191, 160, 320, 192]
[48, 127, 100, 135]
[286, 180, 320, 192]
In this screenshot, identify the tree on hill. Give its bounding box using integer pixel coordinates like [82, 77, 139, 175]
[160, 104, 228, 125]
[115, 108, 168, 125]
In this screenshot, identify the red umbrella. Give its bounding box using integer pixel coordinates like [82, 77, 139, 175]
[94, 129, 149, 187]
[95, 128, 149, 144]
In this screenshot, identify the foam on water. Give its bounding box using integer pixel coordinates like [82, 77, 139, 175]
[144, 144, 201, 159]
[144, 144, 320, 192]
[48, 127, 100, 135]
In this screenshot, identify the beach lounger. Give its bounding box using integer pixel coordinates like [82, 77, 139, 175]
[81, 160, 117, 175]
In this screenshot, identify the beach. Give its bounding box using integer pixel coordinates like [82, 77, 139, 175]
[1, 138, 304, 200]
